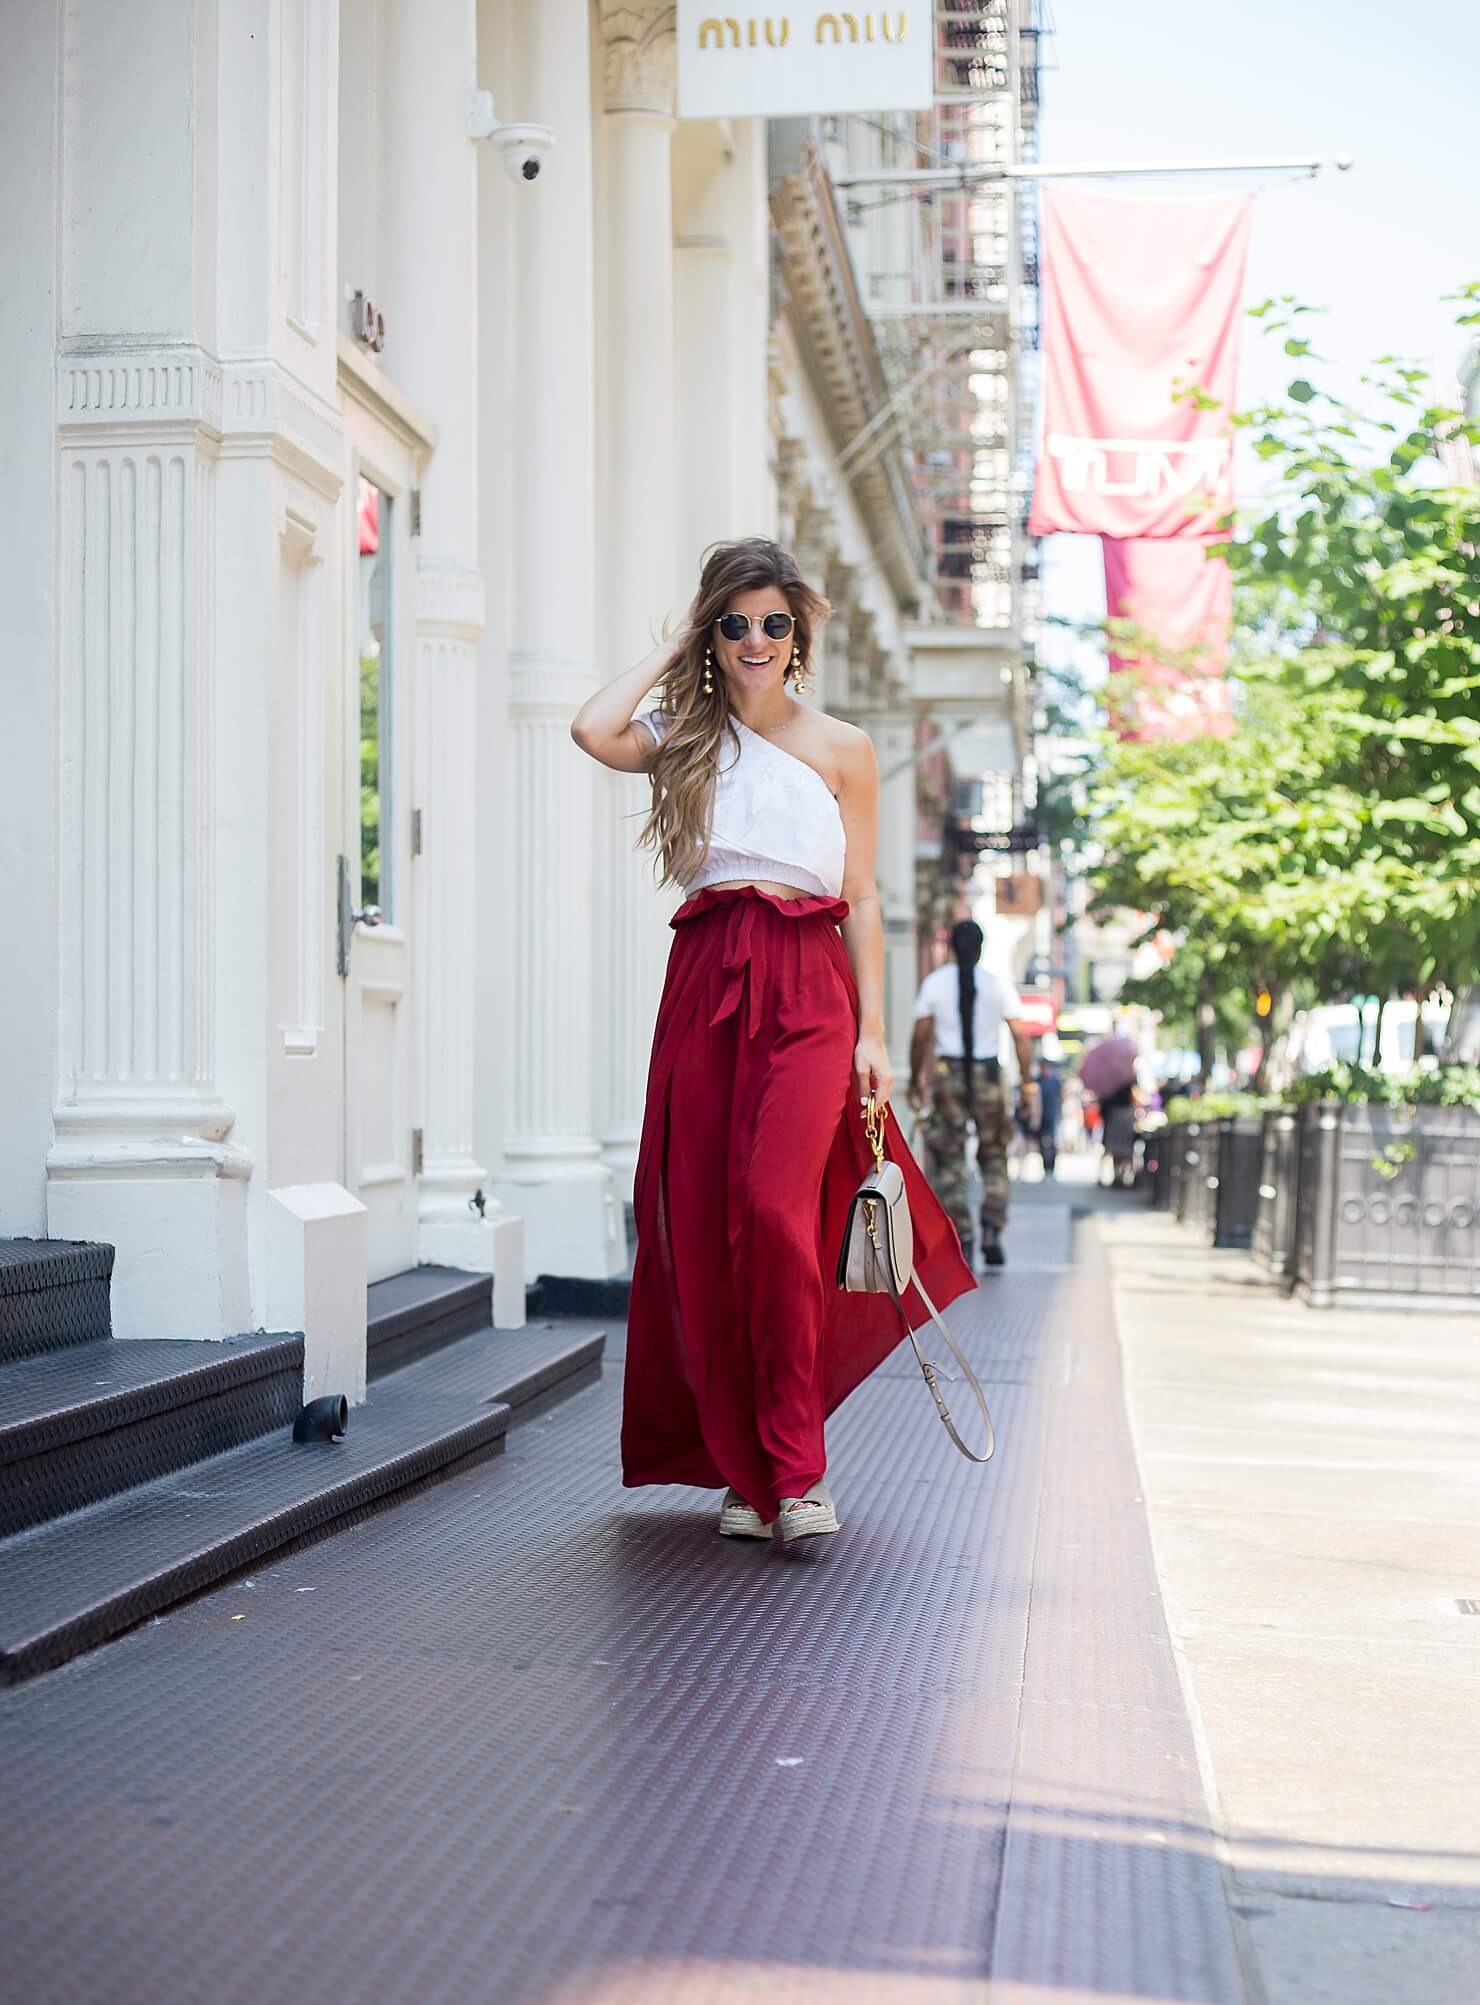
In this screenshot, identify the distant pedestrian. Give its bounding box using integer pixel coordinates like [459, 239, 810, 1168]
[1099, 1082, 1139, 1187]
[909, 921, 1036, 1270]
[1037, 1059, 1063, 1178]
[571, 538, 974, 1550]
[1060, 1073, 1086, 1149]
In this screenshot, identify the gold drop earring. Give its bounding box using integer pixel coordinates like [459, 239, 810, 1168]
[791, 644, 809, 697]
[703, 646, 715, 695]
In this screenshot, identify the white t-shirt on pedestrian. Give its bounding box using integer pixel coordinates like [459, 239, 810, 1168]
[913, 963, 1023, 1061]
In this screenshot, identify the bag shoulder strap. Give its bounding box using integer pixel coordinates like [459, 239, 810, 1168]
[852, 1091, 994, 1463]
[885, 1266, 995, 1464]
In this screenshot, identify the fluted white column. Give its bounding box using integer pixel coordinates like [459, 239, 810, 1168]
[52, 366, 237, 1169]
[379, 0, 518, 1288]
[597, 3, 681, 1190]
[1, 3, 59, 1238]
[486, 0, 624, 1280]
[873, 702, 919, 1075]
[45, 0, 252, 1339]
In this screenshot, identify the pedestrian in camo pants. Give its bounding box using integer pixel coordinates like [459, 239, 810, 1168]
[909, 920, 1036, 1270]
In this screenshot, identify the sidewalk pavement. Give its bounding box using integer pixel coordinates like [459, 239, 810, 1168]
[1, 1187, 1253, 2005]
[3, 1160, 1474, 2003]
[1100, 1199, 1480, 2005]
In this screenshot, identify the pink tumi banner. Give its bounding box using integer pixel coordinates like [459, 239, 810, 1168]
[1103, 537, 1234, 740]
[1030, 188, 1253, 737]
[1029, 189, 1252, 540]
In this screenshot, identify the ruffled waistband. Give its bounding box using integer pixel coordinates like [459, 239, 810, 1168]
[671, 884, 850, 929]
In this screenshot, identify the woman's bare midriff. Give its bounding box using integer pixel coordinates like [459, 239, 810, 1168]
[704, 878, 812, 901]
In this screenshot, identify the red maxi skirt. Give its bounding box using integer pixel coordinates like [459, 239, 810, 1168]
[623, 885, 977, 1521]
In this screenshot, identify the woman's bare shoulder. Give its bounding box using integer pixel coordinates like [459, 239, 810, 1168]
[814, 713, 878, 781]
[799, 708, 869, 751]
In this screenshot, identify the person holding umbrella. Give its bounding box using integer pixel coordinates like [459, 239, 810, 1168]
[1080, 1034, 1141, 1187]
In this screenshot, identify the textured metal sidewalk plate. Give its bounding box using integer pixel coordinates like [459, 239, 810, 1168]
[0, 1217, 1247, 2004]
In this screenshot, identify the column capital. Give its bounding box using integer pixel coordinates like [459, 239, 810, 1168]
[57, 340, 223, 438]
[57, 340, 347, 500]
[599, 3, 677, 117]
[415, 557, 486, 644]
[510, 654, 599, 714]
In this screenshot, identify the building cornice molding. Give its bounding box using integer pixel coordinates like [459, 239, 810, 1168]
[599, 3, 677, 116]
[771, 142, 927, 609]
[336, 334, 439, 459]
[219, 355, 346, 499]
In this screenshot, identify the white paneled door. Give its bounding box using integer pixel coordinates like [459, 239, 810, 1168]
[338, 387, 421, 1281]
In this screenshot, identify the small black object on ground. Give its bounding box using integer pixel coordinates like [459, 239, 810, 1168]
[293, 1395, 349, 1442]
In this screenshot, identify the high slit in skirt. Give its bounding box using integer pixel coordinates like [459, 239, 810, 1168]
[623, 885, 976, 1522]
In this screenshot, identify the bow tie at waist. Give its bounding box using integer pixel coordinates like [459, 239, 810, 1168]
[669, 886, 851, 1041]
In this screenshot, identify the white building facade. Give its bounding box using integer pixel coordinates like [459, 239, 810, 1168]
[1, 0, 1027, 1394]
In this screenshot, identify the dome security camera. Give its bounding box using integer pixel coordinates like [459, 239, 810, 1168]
[467, 91, 555, 185]
[496, 124, 555, 185]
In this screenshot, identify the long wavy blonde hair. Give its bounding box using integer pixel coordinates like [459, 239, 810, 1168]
[640, 539, 831, 890]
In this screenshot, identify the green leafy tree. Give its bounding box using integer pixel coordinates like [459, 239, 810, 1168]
[1226, 292, 1480, 991]
[1074, 293, 1480, 1074]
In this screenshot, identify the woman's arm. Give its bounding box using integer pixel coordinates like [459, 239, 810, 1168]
[1005, 1014, 1037, 1115]
[570, 635, 686, 774]
[909, 1017, 935, 1109]
[835, 727, 894, 1107]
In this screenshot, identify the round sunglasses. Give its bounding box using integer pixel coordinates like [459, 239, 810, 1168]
[715, 611, 796, 643]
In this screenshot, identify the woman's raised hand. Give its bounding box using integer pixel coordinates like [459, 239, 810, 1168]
[571, 624, 696, 774]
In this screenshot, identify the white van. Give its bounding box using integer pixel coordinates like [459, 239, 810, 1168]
[1269, 998, 1450, 1088]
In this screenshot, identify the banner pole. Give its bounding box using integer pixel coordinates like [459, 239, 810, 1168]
[832, 155, 1353, 189]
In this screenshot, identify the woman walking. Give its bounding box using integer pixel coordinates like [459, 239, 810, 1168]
[571, 539, 974, 1547]
[1098, 1081, 1140, 1187]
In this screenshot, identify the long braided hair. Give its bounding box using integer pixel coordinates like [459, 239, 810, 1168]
[950, 920, 985, 1100]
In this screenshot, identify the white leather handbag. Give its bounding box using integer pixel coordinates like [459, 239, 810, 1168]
[836, 1097, 995, 1463]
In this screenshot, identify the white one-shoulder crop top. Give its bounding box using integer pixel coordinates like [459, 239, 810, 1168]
[636, 711, 847, 900]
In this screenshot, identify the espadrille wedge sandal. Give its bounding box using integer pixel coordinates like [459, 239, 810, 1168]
[777, 1478, 839, 1544]
[718, 1488, 769, 1540]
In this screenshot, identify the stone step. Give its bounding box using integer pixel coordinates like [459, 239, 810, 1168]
[0, 1334, 303, 1538]
[367, 1265, 493, 1380]
[0, 1319, 607, 1686]
[381, 1316, 609, 1416]
[0, 1240, 114, 1364]
[533, 1272, 632, 1318]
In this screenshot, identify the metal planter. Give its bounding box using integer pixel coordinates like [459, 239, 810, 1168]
[1211, 1116, 1264, 1250]
[1252, 1108, 1300, 1282]
[1146, 1127, 1174, 1210]
[1174, 1119, 1217, 1237]
[1293, 1101, 1480, 1308]
[1165, 1122, 1190, 1217]
[1171, 1122, 1203, 1227]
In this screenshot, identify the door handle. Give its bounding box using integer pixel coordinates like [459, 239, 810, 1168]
[336, 856, 382, 976]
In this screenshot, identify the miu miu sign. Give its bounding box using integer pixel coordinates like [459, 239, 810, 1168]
[676, 2, 933, 118]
